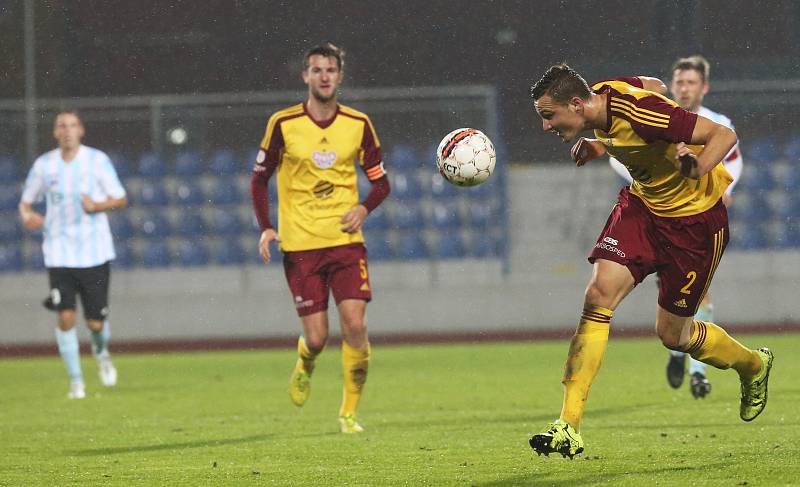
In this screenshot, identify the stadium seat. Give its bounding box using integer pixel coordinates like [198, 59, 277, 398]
[467, 201, 494, 228]
[214, 240, 246, 266]
[430, 173, 459, 200]
[0, 155, 21, 181]
[209, 177, 243, 205]
[732, 222, 769, 250]
[176, 240, 209, 267]
[137, 152, 167, 178]
[393, 203, 424, 230]
[390, 172, 423, 200]
[174, 150, 203, 176]
[210, 210, 244, 236]
[112, 242, 134, 269]
[0, 217, 22, 242]
[0, 185, 22, 211]
[782, 135, 800, 161]
[141, 241, 171, 267]
[745, 137, 779, 164]
[0, 245, 23, 272]
[362, 205, 390, 231]
[471, 234, 499, 257]
[209, 148, 239, 175]
[106, 151, 132, 179]
[435, 234, 466, 259]
[24, 248, 44, 271]
[734, 192, 771, 221]
[173, 180, 206, 206]
[772, 223, 800, 249]
[174, 211, 206, 237]
[394, 234, 429, 260]
[137, 212, 171, 239]
[386, 144, 421, 171]
[429, 202, 461, 229]
[364, 232, 392, 261]
[108, 213, 135, 240]
[138, 180, 170, 207]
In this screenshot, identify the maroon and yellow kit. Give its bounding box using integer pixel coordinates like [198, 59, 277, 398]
[254, 102, 387, 252]
[588, 78, 734, 316]
[592, 77, 732, 217]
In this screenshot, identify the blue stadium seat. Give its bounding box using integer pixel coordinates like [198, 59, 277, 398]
[141, 241, 171, 267]
[0, 245, 23, 272]
[209, 177, 243, 205]
[430, 173, 459, 200]
[435, 234, 466, 259]
[429, 202, 461, 229]
[138, 181, 170, 207]
[738, 170, 774, 192]
[394, 234, 429, 260]
[112, 242, 134, 268]
[137, 152, 167, 178]
[173, 180, 206, 206]
[468, 201, 494, 228]
[0, 155, 21, 181]
[209, 148, 239, 176]
[0, 217, 22, 242]
[362, 205, 390, 231]
[214, 240, 246, 266]
[745, 137, 780, 164]
[732, 222, 769, 250]
[24, 248, 44, 271]
[471, 234, 500, 257]
[364, 232, 392, 261]
[108, 213, 135, 240]
[782, 135, 800, 161]
[772, 223, 800, 249]
[210, 211, 244, 236]
[393, 203, 424, 230]
[0, 185, 22, 211]
[734, 192, 772, 221]
[137, 213, 171, 238]
[781, 170, 800, 192]
[174, 150, 203, 176]
[390, 172, 423, 200]
[386, 144, 421, 171]
[176, 240, 209, 267]
[106, 152, 132, 179]
[175, 211, 206, 237]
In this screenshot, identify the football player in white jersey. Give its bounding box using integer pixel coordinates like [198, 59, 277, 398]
[19, 110, 128, 399]
[608, 56, 743, 399]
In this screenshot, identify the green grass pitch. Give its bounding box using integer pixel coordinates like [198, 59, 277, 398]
[1, 333, 798, 486]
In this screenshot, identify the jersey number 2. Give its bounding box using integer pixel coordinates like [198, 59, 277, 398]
[680, 271, 697, 295]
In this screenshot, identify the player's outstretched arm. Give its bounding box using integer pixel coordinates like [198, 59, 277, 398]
[677, 117, 738, 179]
[81, 195, 128, 214]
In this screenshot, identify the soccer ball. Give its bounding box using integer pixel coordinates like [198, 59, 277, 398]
[435, 128, 496, 187]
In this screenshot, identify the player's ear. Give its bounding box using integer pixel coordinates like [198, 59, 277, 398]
[569, 96, 584, 114]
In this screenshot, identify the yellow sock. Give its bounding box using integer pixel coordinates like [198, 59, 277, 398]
[683, 320, 761, 379]
[297, 336, 319, 375]
[560, 305, 612, 432]
[339, 341, 370, 418]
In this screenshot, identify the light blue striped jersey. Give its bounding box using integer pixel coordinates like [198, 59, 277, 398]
[21, 145, 127, 268]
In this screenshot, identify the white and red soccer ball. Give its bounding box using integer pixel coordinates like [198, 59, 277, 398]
[435, 128, 496, 187]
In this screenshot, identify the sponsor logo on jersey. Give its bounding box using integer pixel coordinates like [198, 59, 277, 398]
[594, 240, 626, 258]
[603, 236, 619, 246]
[311, 150, 337, 169]
[319, 137, 329, 144]
[256, 149, 266, 164]
[294, 295, 313, 309]
[312, 180, 335, 199]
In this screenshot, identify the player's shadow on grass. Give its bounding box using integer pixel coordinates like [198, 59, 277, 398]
[473, 460, 734, 486]
[71, 433, 297, 456]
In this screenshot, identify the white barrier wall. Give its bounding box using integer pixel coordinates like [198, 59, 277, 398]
[2, 164, 798, 345]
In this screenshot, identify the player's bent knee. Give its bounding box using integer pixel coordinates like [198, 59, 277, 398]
[655, 323, 683, 351]
[304, 335, 328, 353]
[584, 281, 618, 309]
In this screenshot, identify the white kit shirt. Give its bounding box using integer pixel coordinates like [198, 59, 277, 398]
[21, 145, 126, 268]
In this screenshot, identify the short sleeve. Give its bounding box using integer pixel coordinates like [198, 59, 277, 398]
[20, 159, 45, 204]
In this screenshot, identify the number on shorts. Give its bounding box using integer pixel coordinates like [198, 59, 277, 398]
[680, 271, 697, 295]
[359, 259, 368, 279]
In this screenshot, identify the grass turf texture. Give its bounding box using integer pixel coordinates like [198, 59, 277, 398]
[1, 334, 798, 486]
